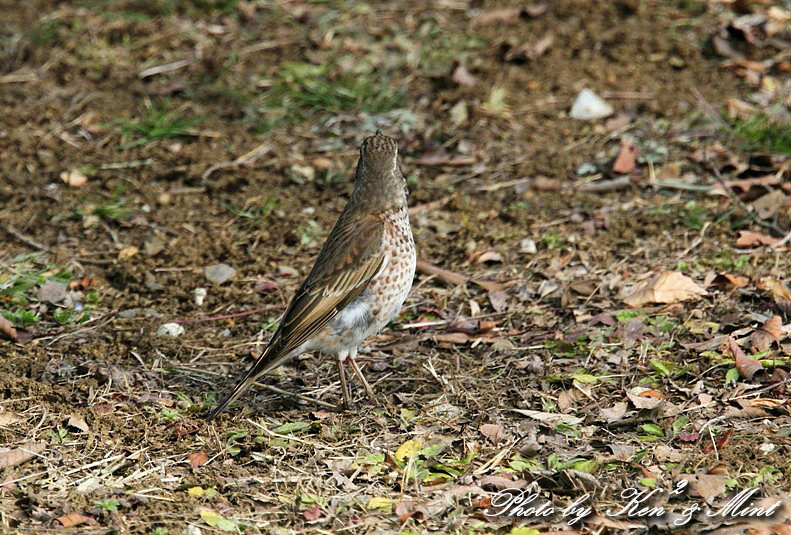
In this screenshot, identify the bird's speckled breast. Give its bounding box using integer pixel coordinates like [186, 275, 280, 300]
[365, 206, 416, 334]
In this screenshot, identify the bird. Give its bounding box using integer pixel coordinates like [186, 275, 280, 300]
[207, 131, 416, 420]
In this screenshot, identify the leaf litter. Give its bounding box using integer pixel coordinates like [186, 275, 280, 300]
[0, 0, 789, 533]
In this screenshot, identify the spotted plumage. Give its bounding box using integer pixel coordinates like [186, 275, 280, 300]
[207, 131, 415, 420]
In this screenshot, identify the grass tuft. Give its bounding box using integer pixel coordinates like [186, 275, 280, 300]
[116, 103, 202, 148]
[729, 111, 791, 155]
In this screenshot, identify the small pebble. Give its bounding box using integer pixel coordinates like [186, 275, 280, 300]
[194, 287, 207, 306]
[519, 238, 537, 254]
[569, 88, 614, 120]
[204, 263, 236, 284]
[157, 323, 184, 337]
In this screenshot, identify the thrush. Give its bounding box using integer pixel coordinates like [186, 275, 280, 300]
[207, 131, 416, 420]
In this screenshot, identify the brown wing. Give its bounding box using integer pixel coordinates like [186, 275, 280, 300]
[269, 214, 385, 357]
[206, 214, 385, 420]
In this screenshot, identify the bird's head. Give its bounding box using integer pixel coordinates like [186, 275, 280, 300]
[352, 131, 408, 212]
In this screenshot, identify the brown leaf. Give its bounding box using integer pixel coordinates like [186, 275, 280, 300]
[58, 513, 96, 528]
[451, 63, 477, 87]
[302, 505, 321, 521]
[751, 315, 782, 353]
[414, 148, 475, 167]
[705, 272, 750, 288]
[702, 428, 733, 453]
[760, 277, 791, 302]
[752, 190, 788, 220]
[0, 443, 46, 469]
[622, 271, 707, 307]
[0, 412, 22, 426]
[0, 316, 17, 342]
[728, 336, 763, 381]
[434, 332, 472, 345]
[472, 251, 503, 264]
[488, 290, 508, 312]
[725, 97, 757, 119]
[504, 33, 554, 62]
[447, 315, 477, 335]
[625, 387, 663, 409]
[612, 137, 639, 174]
[395, 501, 421, 523]
[600, 402, 628, 423]
[479, 423, 505, 444]
[684, 473, 726, 503]
[66, 414, 89, 433]
[187, 451, 209, 468]
[711, 174, 781, 195]
[477, 474, 528, 490]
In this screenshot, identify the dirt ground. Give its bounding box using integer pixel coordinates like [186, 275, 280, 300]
[1, 0, 789, 533]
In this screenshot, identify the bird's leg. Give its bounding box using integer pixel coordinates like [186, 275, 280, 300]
[348, 352, 375, 400]
[336, 355, 351, 407]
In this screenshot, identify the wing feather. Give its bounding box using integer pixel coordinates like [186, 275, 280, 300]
[206, 214, 385, 420]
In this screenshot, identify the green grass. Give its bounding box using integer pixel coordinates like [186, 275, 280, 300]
[729, 112, 791, 155]
[0, 253, 96, 328]
[223, 197, 280, 229]
[53, 199, 131, 226]
[115, 103, 202, 148]
[251, 62, 404, 134]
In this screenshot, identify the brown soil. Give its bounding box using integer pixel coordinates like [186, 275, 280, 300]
[1, 0, 788, 533]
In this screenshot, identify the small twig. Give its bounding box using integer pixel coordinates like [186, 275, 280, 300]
[691, 88, 729, 128]
[201, 143, 272, 183]
[770, 228, 791, 249]
[239, 40, 294, 57]
[2, 225, 50, 252]
[416, 259, 503, 293]
[708, 161, 786, 237]
[601, 91, 655, 100]
[577, 176, 634, 193]
[408, 194, 456, 216]
[139, 59, 192, 79]
[246, 418, 334, 447]
[476, 177, 532, 192]
[169, 306, 281, 324]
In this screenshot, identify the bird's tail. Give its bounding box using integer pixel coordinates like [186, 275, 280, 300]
[205, 344, 291, 421]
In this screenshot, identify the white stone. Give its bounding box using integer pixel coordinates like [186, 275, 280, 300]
[569, 88, 614, 120]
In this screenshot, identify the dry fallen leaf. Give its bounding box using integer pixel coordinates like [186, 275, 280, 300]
[728, 336, 763, 381]
[622, 271, 707, 307]
[625, 387, 663, 409]
[511, 409, 583, 426]
[472, 251, 503, 264]
[760, 277, 791, 302]
[58, 513, 96, 528]
[612, 137, 638, 174]
[684, 473, 726, 503]
[504, 33, 554, 61]
[451, 63, 477, 87]
[0, 412, 23, 426]
[66, 414, 90, 433]
[488, 290, 508, 312]
[704, 272, 750, 288]
[600, 402, 628, 423]
[0, 443, 46, 469]
[736, 230, 780, 247]
[0, 315, 17, 342]
[187, 451, 209, 468]
[751, 190, 788, 220]
[750, 315, 782, 353]
[479, 423, 505, 444]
